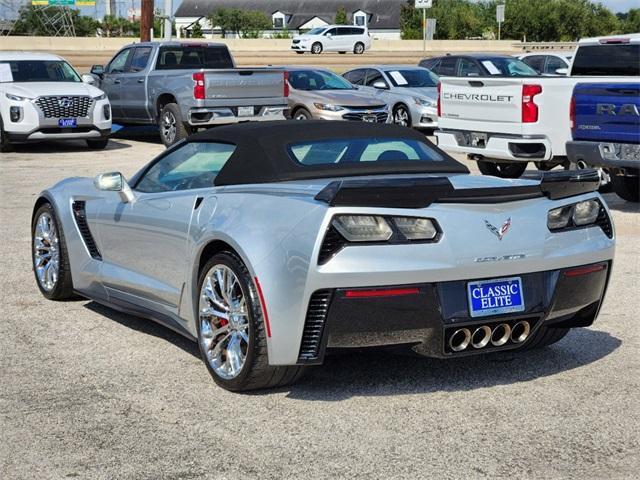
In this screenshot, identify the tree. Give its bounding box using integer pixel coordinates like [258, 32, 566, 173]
[335, 6, 348, 25]
[207, 8, 270, 38]
[620, 8, 640, 33]
[191, 21, 203, 38]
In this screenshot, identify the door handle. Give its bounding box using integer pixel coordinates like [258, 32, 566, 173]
[114, 79, 121, 84]
[137, 78, 145, 83]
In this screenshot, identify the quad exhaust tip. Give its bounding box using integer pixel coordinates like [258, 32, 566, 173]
[490, 323, 511, 347]
[510, 321, 531, 344]
[449, 328, 471, 352]
[471, 326, 492, 349]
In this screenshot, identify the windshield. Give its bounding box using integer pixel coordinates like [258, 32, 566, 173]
[0, 60, 81, 83]
[384, 69, 438, 88]
[288, 70, 354, 91]
[289, 138, 444, 165]
[305, 28, 327, 35]
[480, 58, 538, 76]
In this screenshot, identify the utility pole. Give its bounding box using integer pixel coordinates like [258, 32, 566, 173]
[140, 0, 153, 42]
[164, 0, 172, 40]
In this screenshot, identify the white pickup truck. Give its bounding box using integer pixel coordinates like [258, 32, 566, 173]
[435, 34, 640, 178]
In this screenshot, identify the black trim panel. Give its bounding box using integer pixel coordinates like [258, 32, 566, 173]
[71, 200, 102, 260]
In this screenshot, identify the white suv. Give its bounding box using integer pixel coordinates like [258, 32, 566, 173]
[0, 52, 112, 152]
[291, 26, 371, 55]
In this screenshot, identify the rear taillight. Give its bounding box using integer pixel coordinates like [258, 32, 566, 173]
[283, 71, 289, 98]
[569, 95, 576, 130]
[193, 72, 205, 100]
[522, 84, 542, 123]
[437, 82, 441, 117]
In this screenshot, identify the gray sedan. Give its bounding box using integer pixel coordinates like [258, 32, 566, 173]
[342, 66, 439, 129]
[286, 67, 389, 123]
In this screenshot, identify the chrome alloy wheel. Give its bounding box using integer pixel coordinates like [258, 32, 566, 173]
[394, 107, 409, 127]
[33, 212, 59, 292]
[199, 265, 249, 380]
[161, 110, 177, 145]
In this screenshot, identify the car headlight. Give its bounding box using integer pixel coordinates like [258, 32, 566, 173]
[313, 103, 344, 112]
[332, 215, 392, 242]
[5, 93, 32, 101]
[393, 216, 438, 240]
[93, 93, 107, 101]
[414, 97, 436, 107]
[548, 199, 602, 231]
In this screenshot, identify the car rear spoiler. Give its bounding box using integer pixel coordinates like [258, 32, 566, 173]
[314, 170, 600, 208]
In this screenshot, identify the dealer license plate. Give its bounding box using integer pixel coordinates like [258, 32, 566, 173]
[58, 118, 77, 128]
[362, 115, 377, 123]
[237, 106, 254, 117]
[467, 276, 525, 318]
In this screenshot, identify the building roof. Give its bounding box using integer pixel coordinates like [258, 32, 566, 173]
[175, 0, 404, 30]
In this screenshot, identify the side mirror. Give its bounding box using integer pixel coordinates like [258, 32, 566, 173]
[372, 80, 388, 90]
[94, 172, 135, 203]
[90, 65, 105, 76]
[81, 74, 96, 85]
[555, 67, 568, 75]
[326, 33, 333, 38]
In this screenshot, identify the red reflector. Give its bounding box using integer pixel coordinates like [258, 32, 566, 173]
[569, 95, 576, 130]
[437, 82, 441, 117]
[563, 264, 606, 277]
[283, 70, 289, 98]
[345, 287, 420, 298]
[192, 72, 205, 100]
[522, 84, 542, 123]
[599, 38, 630, 44]
[254, 277, 272, 337]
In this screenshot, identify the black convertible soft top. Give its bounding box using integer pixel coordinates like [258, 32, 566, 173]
[186, 121, 469, 185]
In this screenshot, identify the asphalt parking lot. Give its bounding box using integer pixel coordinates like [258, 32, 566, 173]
[1, 133, 639, 479]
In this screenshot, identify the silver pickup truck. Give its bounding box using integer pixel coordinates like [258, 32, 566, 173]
[91, 41, 288, 146]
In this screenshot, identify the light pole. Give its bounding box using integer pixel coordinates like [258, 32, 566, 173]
[164, 0, 172, 40]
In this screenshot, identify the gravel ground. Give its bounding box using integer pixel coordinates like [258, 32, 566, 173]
[1, 133, 639, 480]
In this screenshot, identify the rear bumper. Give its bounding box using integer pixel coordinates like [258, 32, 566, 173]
[436, 129, 552, 162]
[297, 262, 611, 364]
[188, 105, 287, 126]
[566, 140, 640, 170]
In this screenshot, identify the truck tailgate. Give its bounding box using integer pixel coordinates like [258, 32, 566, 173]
[203, 68, 284, 100]
[439, 77, 525, 134]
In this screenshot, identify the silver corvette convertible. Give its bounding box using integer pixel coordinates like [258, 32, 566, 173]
[32, 121, 615, 391]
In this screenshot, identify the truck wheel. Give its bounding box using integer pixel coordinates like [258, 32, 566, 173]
[611, 172, 640, 202]
[0, 115, 14, 153]
[86, 138, 109, 150]
[197, 251, 306, 391]
[353, 42, 365, 54]
[159, 103, 191, 147]
[311, 42, 323, 54]
[477, 160, 527, 179]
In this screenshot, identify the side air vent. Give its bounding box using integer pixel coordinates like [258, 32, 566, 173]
[298, 290, 333, 363]
[318, 226, 346, 265]
[596, 203, 613, 238]
[71, 201, 102, 260]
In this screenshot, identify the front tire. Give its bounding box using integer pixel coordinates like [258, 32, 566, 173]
[353, 42, 365, 54]
[196, 252, 305, 391]
[32, 203, 75, 300]
[0, 115, 13, 153]
[311, 42, 323, 55]
[611, 172, 639, 202]
[86, 138, 109, 150]
[392, 104, 411, 127]
[292, 108, 312, 120]
[159, 102, 191, 147]
[477, 160, 528, 178]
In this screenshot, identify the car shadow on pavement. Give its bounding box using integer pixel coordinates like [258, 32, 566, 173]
[285, 328, 621, 401]
[9, 139, 131, 153]
[84, 301, 200, 359]
[601, 193, 640, 213]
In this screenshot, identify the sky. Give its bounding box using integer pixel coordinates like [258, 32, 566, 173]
[0, 0, 637, 21]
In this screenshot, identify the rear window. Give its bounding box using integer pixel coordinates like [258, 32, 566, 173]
[288, 138, 443, 166]
[571, 44, 640, 76]
[155, 46, 234, 70]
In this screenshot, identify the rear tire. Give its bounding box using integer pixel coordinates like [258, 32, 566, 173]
[523, 325, 569, 350]
[611, 172, 639, 202]
[31, 203, 75, 300]
[159, 102, 191, 147]
[0, 115, 13, 153]
[477, 160, 528, 178]
[311, 42, 323, 55]
[196, 252, 305, 392]
[86, 138, 109, 150]
[353, 42, 365, 54]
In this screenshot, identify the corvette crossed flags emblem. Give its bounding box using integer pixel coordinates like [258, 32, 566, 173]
[484, 217, 512, 241]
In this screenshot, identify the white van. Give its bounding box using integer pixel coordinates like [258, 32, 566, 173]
[291, 26, 371, 55]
